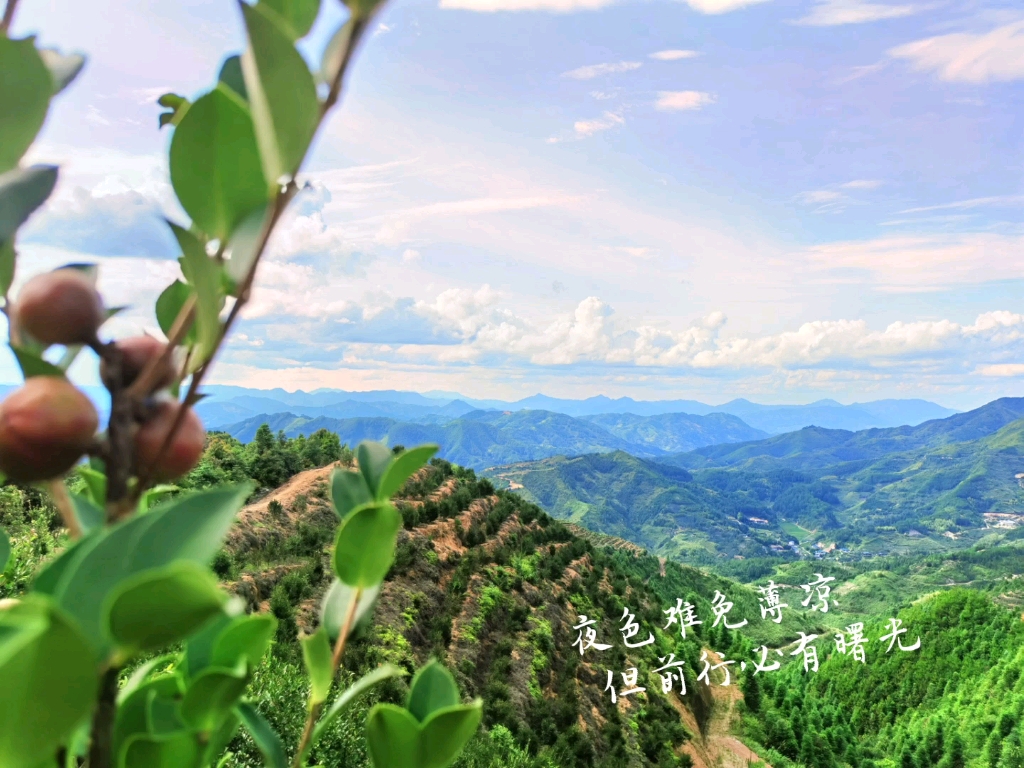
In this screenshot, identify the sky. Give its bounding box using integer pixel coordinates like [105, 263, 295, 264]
[7, 0, 1024, 409]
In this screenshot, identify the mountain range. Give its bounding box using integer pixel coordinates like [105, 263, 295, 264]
[487, 397, 1024, 568]
[197, 385, 957, 435]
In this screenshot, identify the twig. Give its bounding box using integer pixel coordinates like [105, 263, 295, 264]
[0, 0, 20, 33]
[291, 587, 363, 768]
[127, 7, 377, 507]
[125, 294, 196, 399]
[46, 479, 81, 539]
[87, 667, 119, 768]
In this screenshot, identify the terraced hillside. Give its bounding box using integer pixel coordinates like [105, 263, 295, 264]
[214, 456, 807, 768]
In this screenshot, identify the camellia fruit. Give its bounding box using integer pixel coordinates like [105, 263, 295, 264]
[0, 377, 98, 482]
[135, 401, 205, 481]
[13, 269, 105, 346]
[100, 335, 176, 392]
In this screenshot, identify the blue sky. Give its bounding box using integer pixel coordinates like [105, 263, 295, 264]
[8, 0, 1024, 408]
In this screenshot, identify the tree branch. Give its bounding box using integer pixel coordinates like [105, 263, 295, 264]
[290, 587, 363, 768]
[0, 0, 20, 33]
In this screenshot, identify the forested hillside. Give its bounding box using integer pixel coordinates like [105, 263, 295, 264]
[4, 424, 1023, 767]
[218, 408, 766, 468]
[493, 400, 1024, 565]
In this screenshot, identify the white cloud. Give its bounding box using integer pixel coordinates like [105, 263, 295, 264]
[440, 0, 614, 10]
[649, 50, 699, 61]
[977, 363, 1024, 377]
[889, 21, 1024, 83]
[841, 179, 883, 190]
[682, 0, 771, 14]
[802, 233, 1024, 290]
[796, 0, 915, 27]
[899, 195, 1024, 214]
[573, 111, 625, 137]
[798, 189, 844, 205]
[561, 61, 642, 80]
[589, 89, 618, 100]
[654, 90, 716, 111]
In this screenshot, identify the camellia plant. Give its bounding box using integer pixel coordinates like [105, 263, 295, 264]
[0, 0, 482, 766]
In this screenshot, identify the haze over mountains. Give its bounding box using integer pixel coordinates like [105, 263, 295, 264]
[199, 386, 958, 469]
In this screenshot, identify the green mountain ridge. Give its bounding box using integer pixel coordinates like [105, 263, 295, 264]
[219, 408, 767, 469]
[488, 399, 1024, 566]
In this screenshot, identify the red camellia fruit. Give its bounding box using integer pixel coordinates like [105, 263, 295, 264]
[12, 269, 105, 346]
[135, 401, 205, 481]
[100, 335, 176, 392]
[0, 376, 98, 482]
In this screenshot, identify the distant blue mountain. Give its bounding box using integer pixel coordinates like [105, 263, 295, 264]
[194, 385, 957, 435]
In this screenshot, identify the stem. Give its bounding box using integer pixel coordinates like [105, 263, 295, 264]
[87, 667, 119, 768]
[290, 587, 362, 768]
[97, 341, 134, 521]
[46, 479, 81, 539]
[0, 0, 19, 33]
[127, 7, 377, 506]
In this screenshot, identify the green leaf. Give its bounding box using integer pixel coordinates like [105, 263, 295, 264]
[118, 655, 180, 704]
[378, 445, 438, 501]
[121, 731, 201, 768]
[11, 345, 65, 378]
[311, 665, 406, 755]
[155, 279, 197, 345]
[113, 674, 184, 755]
[32, 534, 92, 595]
[240, 2, 320, 185]
[217, 55, 248, 101]
[357, 441, 393, 498]
[104, 562, 226, 655]
[38, 49, 86, 94]
[157, 93, 191, 129]
[183, 612, 234, 681]
[210, 614, 277, 671]
[138, 484, 179, 514]
[0, 596, 98, 767]
[126, 484, 252, 567]
[332, 503, 402, 587]
[0, 526, 9, 573]
[406, 660, 460, 723]
[202, 710, 240, 767]
[69, 492, 104, 535]
[236, 702, 286, 768]
[53, 484, 251, 654]
[224, 204, 268, 285]
[365, 704, 421, 768]
[300, 625, 334, 706]
[170, 222, 223, 363]
[0, 240, 14, 298]
[330, 466, 372, 519]
[419, 702, 484, 768]
[76, 465, 106, 506]
[0, 165, 59, 247]
[261, 0, 321, 39]
[169, 85, 268, 240]
[320, 19, 354, 86]
[320, 579, 379, 641]
[180, 663, 249, 733]
[0, 37, 51, 174]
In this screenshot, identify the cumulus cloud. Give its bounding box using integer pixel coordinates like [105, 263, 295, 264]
[21, 186, 178, 258]
[561, 61, 642, 80]
[889, 21, 1024, 83]
[650, 50, 699, 61]
[654, 91, 716, 111]
[796, 0, 915, 26]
